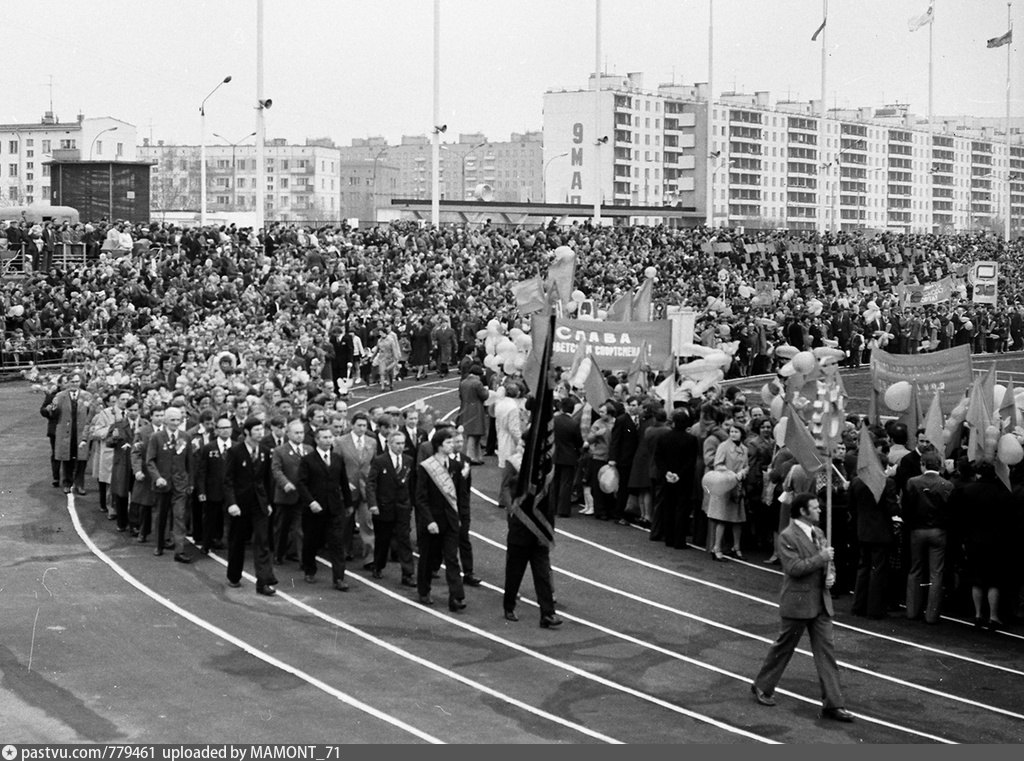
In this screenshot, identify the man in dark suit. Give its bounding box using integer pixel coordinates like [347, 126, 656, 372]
[414, 429, 465, 611]
[902, 451, 953, 623]
[651, 408, 700, 548]
[131, 407, 163, 543]
[551, 396, 583, 519]
[107, 397, 140, 533]
[401, 409, 426, 458]
[751, 493, 853, 722]
[336, 411, 377, 565]
[608, 395, 641, 524]
[297, 426, 354, 591]
[365, 429, 415, 584]
[40, 378, 62, 487]
[145, 407, 194, 563]
[270, 419, 309, 565]
[194, 415, 234, 554]
[223, 417, 278, 596]
[894, 427, 930, 495]
[849, 465, 899, 620]
[450, 431, 481, 587]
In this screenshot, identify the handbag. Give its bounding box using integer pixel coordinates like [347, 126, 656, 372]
[598, 463, 619, 494]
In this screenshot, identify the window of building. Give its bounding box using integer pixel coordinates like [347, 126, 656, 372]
[59, 139, 75, 149]
[8, 164, 17, 177]
[42, 165, 50, 177]
[26, 150, 33, 158]
[116, 143, 123, 157]
[95, 141, 103, 155]
[8, 141, 17, 153]
[281, 160, 289, 170]
[41, 140, 51, 153]
[279, 177, 289, 188]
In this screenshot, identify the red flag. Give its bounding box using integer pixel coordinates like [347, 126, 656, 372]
[510, 276, 546, 315]
[999, 378, 1018, 432]
[510, 313, 557, 548]
[583, 353, 615, 410]
[924, 390, 945, 455]
[784, 403, 825, 474]
[626, 340, 650, 392]
[630, 278, 653, 321]
[856, 425, 887, 503]
[606, 291, 630, 321]
[965, 375, 990, 463]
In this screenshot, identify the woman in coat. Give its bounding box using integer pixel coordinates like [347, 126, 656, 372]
[372, 325, 402, 390]
[88, 390, 119, 517]
[408, 319, 433, 379]
[708, 423, 749, 561]
[457, 366, 490, 463]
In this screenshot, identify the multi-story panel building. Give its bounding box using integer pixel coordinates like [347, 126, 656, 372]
[336, 131, 543, 204]
[544, 73, 1024, 235]
[140, 139, 354, 223]
[0, 112, 137, 207]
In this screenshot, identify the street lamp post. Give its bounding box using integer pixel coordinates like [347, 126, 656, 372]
[212, 131, 256, 211]
[460, 141, 488, 200]
[199, 74, 232, 226]
[370, 146, 389, 222]
[89, 126, 118, 161]
[544, 152, 569, 202]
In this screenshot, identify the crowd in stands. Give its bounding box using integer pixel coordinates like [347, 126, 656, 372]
[4, 216, 1024, 627]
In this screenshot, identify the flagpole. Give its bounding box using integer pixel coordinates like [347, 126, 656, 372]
[928, 0, 934, 126]
[431, 0, 441, 228]
[706, 0, 714, 228]
[594, 0, 602, 225]
[1005, 1, 1013, 244]
[819, 0, 828, 235]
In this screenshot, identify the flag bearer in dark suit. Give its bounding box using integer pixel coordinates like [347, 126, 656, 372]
[145, 407, 194, 563]
[414, 429, 466, 611]
[297, 426, 354, 591]
[194, 415, 234, 554]
[271, 419, 310, 565]
[223, 417, 278, 596]
[366, 430, 415, 584]
[751, 493, 854, 722]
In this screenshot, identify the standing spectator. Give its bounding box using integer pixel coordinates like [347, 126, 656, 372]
[586, 400, 617, 521]
[903, 450, 952, 624]
[708, 423, 750, 561]
[651, 408, 700, 549]
[849, 447, 899, 620]
[457, 365, 490, 464]
[40, 375, 62, 487]
[432, 317, 458, 378]
[551, 396, 583, 519]
[608, 395, 642, 525]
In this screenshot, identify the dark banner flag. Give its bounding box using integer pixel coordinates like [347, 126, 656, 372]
[511, 314, 557, 548]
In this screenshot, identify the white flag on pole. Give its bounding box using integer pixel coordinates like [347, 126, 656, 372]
[908, 4, 933, 32]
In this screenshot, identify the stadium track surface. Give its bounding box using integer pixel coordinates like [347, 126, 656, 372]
[1, 370, 1023, 744]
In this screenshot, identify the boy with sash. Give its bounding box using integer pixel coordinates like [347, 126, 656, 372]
[414, 429, 466, 612]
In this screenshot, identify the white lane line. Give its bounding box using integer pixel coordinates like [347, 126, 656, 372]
[465, 574, 955, 744]
[349, 380, 459, 409]
[471, 487, 1024, 680]
[64, 496, 443, 745]
[320, 559, 779, 744]
[197, 548, 621, 744]
[465, 495, 1024, 722]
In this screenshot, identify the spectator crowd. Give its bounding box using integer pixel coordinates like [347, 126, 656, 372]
[4, 216, 1024, 628]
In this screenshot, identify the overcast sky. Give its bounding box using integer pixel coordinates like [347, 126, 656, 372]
[4, 0, 1020, 146]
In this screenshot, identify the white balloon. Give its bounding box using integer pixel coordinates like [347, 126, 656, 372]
[554, 245, 574, 260]
[770, 395, 784, 420]
[571, 289, 586, 303]
[496, 338, 516, 355]
[792, 351, 817, 374]
[774, 418, 788, 446]
[997, 434, 1024, 465]
[884, 381, 913, 412]
[644, 266, 657, 279]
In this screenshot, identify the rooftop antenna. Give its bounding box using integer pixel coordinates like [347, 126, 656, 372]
[48, 74, 54, 113]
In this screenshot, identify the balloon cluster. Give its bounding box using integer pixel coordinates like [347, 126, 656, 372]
[942, 384, 1024, 466]
[477, 319, 532, 375]
[677, 343, 738, 396]
[763, 344, 847, 448]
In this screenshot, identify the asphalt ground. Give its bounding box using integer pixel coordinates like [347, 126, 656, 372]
[1, 372, 1023, 745]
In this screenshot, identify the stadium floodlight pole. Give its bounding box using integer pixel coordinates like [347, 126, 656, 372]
[431, 0, 441, 228]
[706, 0, 714, 227]
[593, 0, 602, 224]
[1005, 1, 1013, 243]
[199, 75, 232, 227]
[818, 0, 828, 235]
[255, 0, 267, 234]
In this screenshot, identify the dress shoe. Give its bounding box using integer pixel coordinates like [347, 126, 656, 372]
[163, 540, 174, 549]
[129, 528, 139, 537]
[333, 580, 350, 592]
[463, 574, 483, 587]
[137, 535, 148, 544]
[304, 574, 317, 584]
[74, 487, 87, 496]
[448, 598, 466, 612]
[417, 594, 435, 606]
[257, 585, 277, 597]
[106, 513, 117, 521]
[730, 549, 745, 560]
[400, 576, 416, 588]
[227, 580, 241, 588]
[504, 610, 519, 622]
[153, 548, 164, 557]
[52, 480, 60, 488]
[539, 614, 563, 628]
[116, 526, 126, 533]
[362, 562, 375, 571]
[750, 684, 776, 707]
[63, 486, 71, 494]
[820, 707, 855, 723]
[371, 570, 383, 580]
[197, 545, 210, 555]
[987, 619, 1004, 632]
[173, 554, 192, 564]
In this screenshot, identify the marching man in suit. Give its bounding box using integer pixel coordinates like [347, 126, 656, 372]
[751, 492, 854, 722]
[271, 419, 310, 565]
[365, 429, 415, 584]
[194, 415, 234, 554]
[297, 425, 354, 591]
[145, 407, 194, 563]
[335, 411, 377, 567]
[414, 429, 466, 612]
[223, 417, 278, 596]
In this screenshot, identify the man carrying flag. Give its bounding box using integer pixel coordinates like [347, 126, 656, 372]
[503, 314, 563, 629]
[849, 426, 898, 620]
